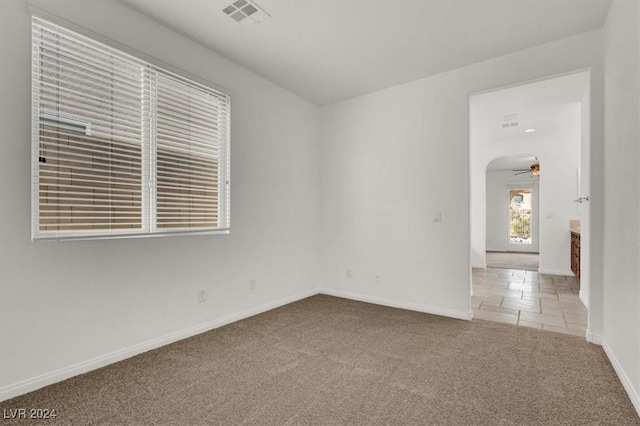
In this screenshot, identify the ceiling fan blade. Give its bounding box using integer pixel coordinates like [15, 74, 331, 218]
[512, 169, 529, 171]
[513, 171, 530, 175]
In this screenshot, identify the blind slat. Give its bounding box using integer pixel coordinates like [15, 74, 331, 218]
[32, 16, 230, 239]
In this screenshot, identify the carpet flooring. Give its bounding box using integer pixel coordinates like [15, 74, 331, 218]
[486, 251, 540, 271]
[2, 295, 638, 425]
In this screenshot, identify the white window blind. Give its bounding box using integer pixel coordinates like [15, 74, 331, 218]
[31, 17, 230, 240]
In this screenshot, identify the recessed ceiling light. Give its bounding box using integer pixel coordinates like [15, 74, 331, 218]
[524, 128, 536, 133]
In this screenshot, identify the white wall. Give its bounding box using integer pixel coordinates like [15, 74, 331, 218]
[320, 30, 604, 321]
[579, 86, 591, 308]
[485, 170, 540, 253]
[471, 95, 582, 275]
[0, 0, 320, 399]
[601, 0, 640, 414]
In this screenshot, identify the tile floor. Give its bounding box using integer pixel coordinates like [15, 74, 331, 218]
[472, 267, 587, 338]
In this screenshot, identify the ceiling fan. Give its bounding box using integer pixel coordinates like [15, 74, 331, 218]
[513, 163, 540, 176]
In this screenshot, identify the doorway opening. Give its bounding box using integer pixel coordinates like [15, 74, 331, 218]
[485, 155, 540, 270]
[469, 70, 590, 337]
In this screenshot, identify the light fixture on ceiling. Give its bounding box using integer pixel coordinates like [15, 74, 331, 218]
[524, 128, 536, 133]
[530, 163, 540, 176]
[222, 0, 270, 25]
[513, 162, 540, 177]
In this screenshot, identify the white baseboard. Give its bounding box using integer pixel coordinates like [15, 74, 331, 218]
[538, 268, 574, 276]
[601, 338, 640, 417]
[472, 263, 486, 269]
[586, 330, 602, 345]
[319, 288, 473, 321]
[0, 288, 319, 402]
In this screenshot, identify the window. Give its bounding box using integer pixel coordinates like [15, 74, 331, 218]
[509, 189, 532, 244]
[31, 17, 230, 240]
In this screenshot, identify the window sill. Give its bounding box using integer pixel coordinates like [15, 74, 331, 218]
[32, 229, 230, 242]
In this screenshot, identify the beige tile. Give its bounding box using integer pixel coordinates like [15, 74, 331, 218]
[473, 268, 589, 337]
[558, 298, 582, 306]
[479, 303, 518, 316]
[473, 309, 518, 324]
[538, 282, 556, 290]
[558, 293, 581, 302]
[472, 294, 503, 305]
[522, 292, 559, 301]
[540, 298, 562, 308]
[509, 283, 539, 292]
[561, 305, 588, 315]
[543, 325, 585, 337]
[472, 283, 490, 290]
[482, 277, 512, 285]
[519, 311, 567, 328]
[501, 297, 540, 313]
[566, 322, 587, 331]
[518, 320, 543, 329]
[559, 303, 587, 313]
[540, 305, 564, 317]
[489, 283, 511, 290]
[475, 288, 523, 299]
[564, 312, 588, 326]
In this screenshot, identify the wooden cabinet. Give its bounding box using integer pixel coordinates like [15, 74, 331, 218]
[571, 231, 580, 278]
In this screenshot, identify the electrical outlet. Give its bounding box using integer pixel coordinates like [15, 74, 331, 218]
[197, 289, 206, 303]
[434, 211, 442, 222]
[346, 268, 352, 278]
[374, 273, 381, 282]
[250, 279, 256, 290]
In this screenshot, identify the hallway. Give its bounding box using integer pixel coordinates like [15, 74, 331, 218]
[472, 267, 586, 337]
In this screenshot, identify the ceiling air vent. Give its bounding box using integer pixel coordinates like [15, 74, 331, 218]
[501, 113, 519, 129]
[223, 0, 270, 25]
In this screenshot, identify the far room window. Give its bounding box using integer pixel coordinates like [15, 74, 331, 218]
[31, 17, 230, 240]
[509, 189, 532, 244]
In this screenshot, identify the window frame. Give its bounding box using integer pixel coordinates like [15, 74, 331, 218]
[30, 11, 231, 241]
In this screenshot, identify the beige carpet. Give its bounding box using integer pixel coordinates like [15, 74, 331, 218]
[486, 251, 540, 271]
[2, 295, 638, 425]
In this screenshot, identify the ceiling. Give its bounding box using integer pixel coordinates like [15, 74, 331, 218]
[118, 0, 611, 106]
[487, 156, 538, 172]
[476, 71, 589, 172]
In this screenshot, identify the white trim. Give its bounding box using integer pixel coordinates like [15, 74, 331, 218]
[319, 288, 473, 321]
[0, 288, 318, 402]
[601, 338, 640, 417]
[0, 288, 474, 401]
[34, 229, 231, 242]
[586, 329, 602, 345]
[538, 268, 574, 276]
